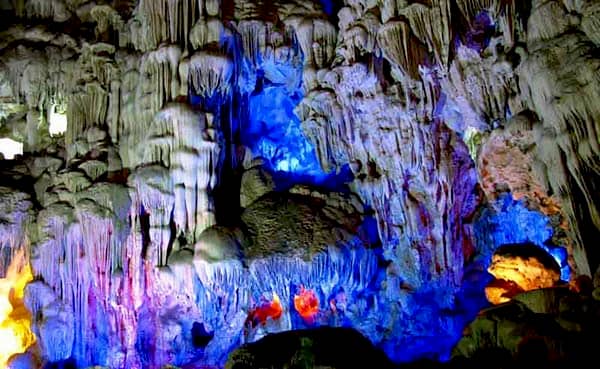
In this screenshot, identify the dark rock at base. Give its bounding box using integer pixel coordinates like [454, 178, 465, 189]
[453, 286, 600, 367]
[225, 327, 395, 369]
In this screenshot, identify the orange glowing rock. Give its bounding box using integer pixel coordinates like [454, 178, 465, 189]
[248, 292, 283, 327]
[0, 249, 36, 367]
[293, 286, 319, 321]
[486, 252, 560, 305]
[485, 278, 525, 305]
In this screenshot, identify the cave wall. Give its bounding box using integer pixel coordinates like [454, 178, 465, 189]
[0, 0, 598, 368]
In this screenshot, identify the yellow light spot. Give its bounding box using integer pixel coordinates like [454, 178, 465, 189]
[485, 254, 560, 305]
[0, 248, 36, 367]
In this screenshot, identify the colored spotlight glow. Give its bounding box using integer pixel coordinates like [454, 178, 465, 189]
[485, 254, 560, 304]
[0, 249, 36, 367]
[474, 194, 571, 281]
[246, 85, 323, 176]
[248, 292, 283, 327]
[293, 286, 319, 322]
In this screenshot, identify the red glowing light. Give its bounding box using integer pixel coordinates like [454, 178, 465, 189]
[293, 286, 319, 321]
[248, 293, 283, 327]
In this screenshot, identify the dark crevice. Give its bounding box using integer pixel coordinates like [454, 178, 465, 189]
[139, 205, 151, 260]
[166, 208, 177, 262]
[367, 160, 382, 179]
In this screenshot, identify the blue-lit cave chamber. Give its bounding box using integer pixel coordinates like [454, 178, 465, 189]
[1, 1, 599, 368]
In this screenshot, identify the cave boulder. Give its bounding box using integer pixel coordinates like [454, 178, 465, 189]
[225, 327, 395, 369]
[240, 191, 364, 260]
[454, 287, 600, 366]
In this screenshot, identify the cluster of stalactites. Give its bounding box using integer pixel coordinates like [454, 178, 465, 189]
[117, 44, 182, 169]
[192, 246, 380, 351]
[515, 1, 600, 276]
[127, 103, 219, 266]
[123, 0, 222, 52]
[0, 32, 77, 150]
[0, 188, 34, 277]
[299, 58, 478, 290]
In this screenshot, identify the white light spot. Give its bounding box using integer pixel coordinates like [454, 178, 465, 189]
[49, 105, 67, 136]
[0, 138, 23, 159]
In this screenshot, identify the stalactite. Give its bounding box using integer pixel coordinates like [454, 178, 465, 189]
[189, 51, 233, 98]
[445, 44, 515, 126]
[527, 1, 572, 45]
[300, 63, 476, 292]
[0, 189, 32, 276]
[2, 1, 597, 367]
[497, 1, 516, 49]
[141, 45, 182, 110]
[400, 0, 451, 69]
[156, 103, 220, 243]
[129, 166, 174, 267]
[125, 0, 226, 52]
[90, 5, 124, 38]
[299, 89, 345, 171]
[377, 21, 426, 79]
[311, 19, 336, 68]
[517, 15, 600, 275]
[66, 82, 109, 144]
[193, 246, 380, 344]
[237, 20, 269, 66]
[24, 0, 70, 22]
[288, 17, 314, 66]
[205, 0, 221, 17]
[581, 2, 600, 46]
[344, 11, 380, 60]
[378, 0, 397, 23]
[189, 17, 225, 50]
[456, 0, 501, 25]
